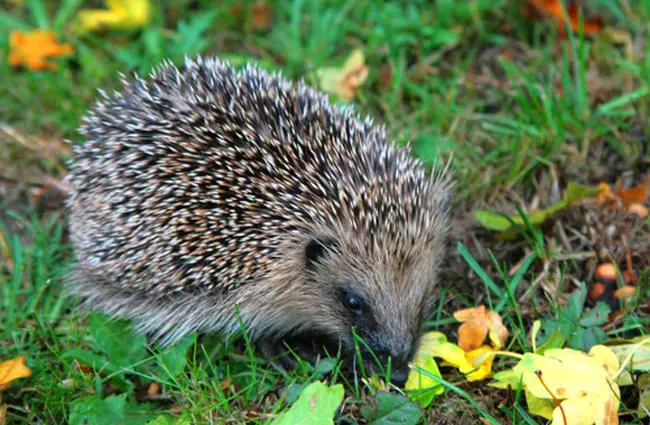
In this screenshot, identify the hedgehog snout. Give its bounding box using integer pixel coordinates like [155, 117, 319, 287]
[360, 343, 414, 387]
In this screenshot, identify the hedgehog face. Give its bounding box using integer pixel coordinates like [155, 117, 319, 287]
[301, 231, 443, 385]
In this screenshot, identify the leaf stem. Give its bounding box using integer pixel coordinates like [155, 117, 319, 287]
[535, 370, 567, 425]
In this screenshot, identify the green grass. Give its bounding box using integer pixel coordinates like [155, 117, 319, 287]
[1, 0, 650, 424]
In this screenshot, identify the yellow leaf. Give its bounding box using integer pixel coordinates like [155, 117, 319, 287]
[466, 346, 496, 380]
[553, 392, 619, 425]
[9, 30, 73, 71]
[0, 356, 32, 392]
[494, 345, 621, 425]
[316, 49, 368, 101]
[77, 0, 151, 32]
[417, 331, 495, 381]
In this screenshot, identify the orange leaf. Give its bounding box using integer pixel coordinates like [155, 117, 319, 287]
[251, 2, 273, 30]
[527, 0, 603, 38]
[457, 319, 488, 352]
[616, 178, 649, 206]
[596, 177, 649, 218]
[9, 30, 73, 71]
[0, 356, 32, 392]
[453, 305, 509, 350]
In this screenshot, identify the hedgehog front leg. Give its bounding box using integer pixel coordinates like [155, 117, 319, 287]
[257, 335, 339, 372]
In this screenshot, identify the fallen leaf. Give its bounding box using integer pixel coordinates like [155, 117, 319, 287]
[615, 177, 649, 205]
[607, 336, 650, 373]
[525, 0, 603, 38]
[361, 392, 422, 425]
[600, 27, 634, 61]
[270, 381, 344, 425]
[597, 177, 649, 218]
[492, 345, 621, 425]
[9, 30, 74, 71]
[474, 182, 601, 234]
[147, 381, 161, 396]
[525, 389, 556, 420]
[405, 345, 444, 407]
[317, 50, 368, 101]
[77, 0, 151, 32]
[454, 305, 509, 350]
[0, 356, 32, 392]
[415, 331, 496, 382]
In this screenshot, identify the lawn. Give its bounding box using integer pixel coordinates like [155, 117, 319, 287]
[1, 0, 649, 424]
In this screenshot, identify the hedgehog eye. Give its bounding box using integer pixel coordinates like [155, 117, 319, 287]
[304, 236, 337, 268]
[341, 290, 365, 317]
[346, 294, 363, 314]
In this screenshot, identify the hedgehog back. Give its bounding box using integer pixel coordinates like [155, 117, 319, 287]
[66, 58, 433, 299]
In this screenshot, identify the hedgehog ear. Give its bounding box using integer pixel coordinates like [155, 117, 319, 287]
[304, 236, 338, 268]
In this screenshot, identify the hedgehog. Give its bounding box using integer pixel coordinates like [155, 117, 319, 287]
[65, 56, 452, 385]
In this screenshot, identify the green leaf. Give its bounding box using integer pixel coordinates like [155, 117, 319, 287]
[61, 348, 110, 370]
[405, 354, 444, 407]
[155, 333, 196, 378]
[283, 383, 307, 406]
[89, 314, 148, 368]
[270, 381, 344, 425]
[563, 182, 602, 203]
[525, 390, 555, 420]
[489, 369, 520, 389]
[608, 338, 650, 372]
[472, 210, 513, 232]
[69, 394, 127, 425]
[363, 392, 422, 425]
[60, 348, 132, 392]
[579, 302, 611, 327]
[473, 182, 600, 233]
[410, 134, 456, 168]
[576, 326, 607, 351]
[145, 414, 184, 425]
[535, 329, 566, 355]
[564, 284, 587, 321]
[536, 285, 608, 351]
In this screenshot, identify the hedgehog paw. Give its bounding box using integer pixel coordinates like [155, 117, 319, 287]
[258, 336, 335, 372]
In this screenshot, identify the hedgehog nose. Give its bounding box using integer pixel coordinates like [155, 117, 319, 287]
[390, 369, 409, 387]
